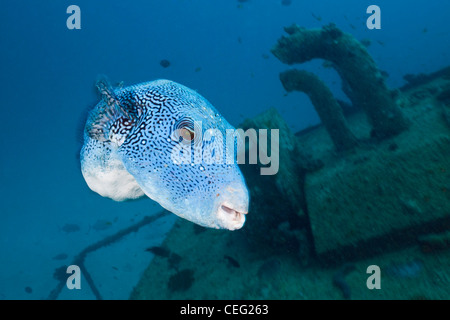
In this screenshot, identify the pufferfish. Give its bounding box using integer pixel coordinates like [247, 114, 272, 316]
[80, 77, 249, 230]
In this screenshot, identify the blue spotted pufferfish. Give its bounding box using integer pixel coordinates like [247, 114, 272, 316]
[80, 78, 249, 230]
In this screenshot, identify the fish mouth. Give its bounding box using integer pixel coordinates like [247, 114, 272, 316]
[216, 202, 248, 230]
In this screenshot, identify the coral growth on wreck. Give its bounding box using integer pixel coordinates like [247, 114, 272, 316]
[280, 69, 358, 151]
[272, 23, 409, 140]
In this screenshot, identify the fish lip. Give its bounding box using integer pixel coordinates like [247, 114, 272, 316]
[214, 180, 249, 230]
[220, 204, 248, 216]
[216, 202, 248, 230]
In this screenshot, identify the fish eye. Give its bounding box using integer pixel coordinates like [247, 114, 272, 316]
[173, 117, 196, 144]
[179, 127, 195, 142]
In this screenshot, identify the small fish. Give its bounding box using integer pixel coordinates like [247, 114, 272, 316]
[52, 253, 68, 261]
[53, 266, 68, 281]
[360, 38, 371, 47]
[194, 67, 202, 72]
[25, 287, 32, 294]
[224, 255, 240, 268]
[261, 53, 270, 60]
[145, 246, 171, 258]
[92, 219, 113, 231]
[281, 0, 292, 6]
[380, 70, 389, 79]
[61, 223, 80, 233]
[160, 59, 170, 68]
[311, 12, 322, 21]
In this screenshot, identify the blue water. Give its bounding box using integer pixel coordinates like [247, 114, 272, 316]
[0, 0, 449, 299]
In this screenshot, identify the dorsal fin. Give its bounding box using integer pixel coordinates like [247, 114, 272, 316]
[86, 76, 134, 144]
[96, 75, 133, 119]
[96, 75, 119, 108]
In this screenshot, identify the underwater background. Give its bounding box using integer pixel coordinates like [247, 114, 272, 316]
[0, 0, 449, 300]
